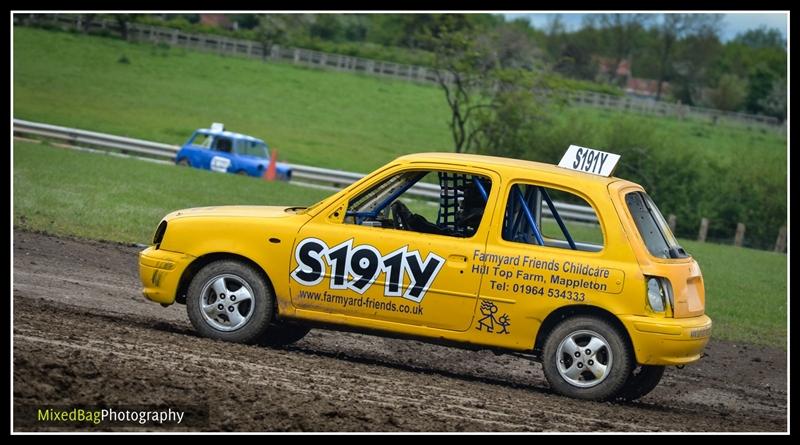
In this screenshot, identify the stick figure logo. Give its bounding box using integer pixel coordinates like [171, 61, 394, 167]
[476, 301, 498, 332]
[475, 300, 511, 335]
[497, 314, 511, 334]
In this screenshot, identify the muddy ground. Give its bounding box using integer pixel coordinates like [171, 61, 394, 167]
[12, 229, 787, 432]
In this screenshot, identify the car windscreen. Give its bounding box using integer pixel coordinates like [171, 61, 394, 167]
[237, 140, 268, 158]
[625, 191, 688, 259]
[190, 133, 213, 148]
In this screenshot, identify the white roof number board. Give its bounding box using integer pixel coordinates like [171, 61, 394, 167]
[558, 145, 621, 177]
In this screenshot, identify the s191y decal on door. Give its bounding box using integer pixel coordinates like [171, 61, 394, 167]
[291, 238, 445, 302]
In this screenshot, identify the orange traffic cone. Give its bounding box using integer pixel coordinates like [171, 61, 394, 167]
[264, 149, 278, 181]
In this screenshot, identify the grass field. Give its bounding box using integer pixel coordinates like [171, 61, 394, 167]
[13, 27, 787, 177]
[13, 27, 451, 172]
[13, 141, 330, 244]
[13, 141, 787, 347]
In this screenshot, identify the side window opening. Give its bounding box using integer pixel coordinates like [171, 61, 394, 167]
[503, 183, 604, 252]
[344, 170, 492, 238]
[213, 137, 233, 153]
[238, 140, 268, 158]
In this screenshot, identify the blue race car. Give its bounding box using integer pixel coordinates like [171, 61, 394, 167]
[175, 124, 292, 180]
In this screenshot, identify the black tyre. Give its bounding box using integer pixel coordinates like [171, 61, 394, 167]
[177, 158, 190, 167]
[260, 322, 311, 347]
[186, 260, 273, 344]
[615, 365, 666, 401]
[541, 316, 633, 401]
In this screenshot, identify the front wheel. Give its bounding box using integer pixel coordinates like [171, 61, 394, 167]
[186, 260, 273, 344]
[541, 316, 633, 401]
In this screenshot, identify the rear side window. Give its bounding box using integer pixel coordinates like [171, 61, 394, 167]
[625, 191, 687, 259]
[238, 140, 268, 158]
[502, 183, 604, 252]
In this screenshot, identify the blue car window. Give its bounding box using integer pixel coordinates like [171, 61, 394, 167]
[191, 133, 213, 148]
[213, 138, 233, 153]
[238, 140, 269, 158]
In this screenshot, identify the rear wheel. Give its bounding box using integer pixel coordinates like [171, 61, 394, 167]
[541, 316, 633, 401]
[615, 365, 666, 401]
[177, 158, 190, 167]
[186, 260, 273, 344]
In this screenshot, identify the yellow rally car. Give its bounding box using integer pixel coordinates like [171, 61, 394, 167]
[139, 146, 711, 401]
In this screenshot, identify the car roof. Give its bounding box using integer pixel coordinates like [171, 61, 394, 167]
[394, 152, 626, 186]
[196, 128, 264, 144]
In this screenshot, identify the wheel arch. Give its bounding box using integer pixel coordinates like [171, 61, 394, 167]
[533, 305, 634, 359]
[175, 252, 276, 315]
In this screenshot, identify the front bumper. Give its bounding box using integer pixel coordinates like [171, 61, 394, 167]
[139, 247, 195, 305]
[620, 314, 712, 366]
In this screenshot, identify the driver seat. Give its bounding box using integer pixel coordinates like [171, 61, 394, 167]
[391, 201, 448, 235]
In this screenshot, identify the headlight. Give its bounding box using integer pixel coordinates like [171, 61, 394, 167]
[647, 277, 666, 312]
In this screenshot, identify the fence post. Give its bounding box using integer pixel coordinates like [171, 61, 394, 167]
[667, 214, 677, 233]
[774, 226, 787, 253]
[734, 223, 746, 247]
[697, 218, 709, 242]
[293, 48, 300, 64]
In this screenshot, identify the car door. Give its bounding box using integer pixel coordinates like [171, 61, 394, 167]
[476, 179, 629, 348]
[288, 165, 499, 332]
[207, 136, 235, 173]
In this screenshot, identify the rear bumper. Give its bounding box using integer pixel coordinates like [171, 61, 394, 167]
[620, 314, 712, 366]
[139, 247, 195, 305]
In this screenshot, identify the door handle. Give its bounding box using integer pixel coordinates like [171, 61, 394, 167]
[447, 254, 468, 267]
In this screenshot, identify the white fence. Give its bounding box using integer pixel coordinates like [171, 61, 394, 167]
[13, 119, 599, 223]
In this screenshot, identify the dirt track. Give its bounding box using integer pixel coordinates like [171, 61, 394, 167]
[12, 229, 787, 432]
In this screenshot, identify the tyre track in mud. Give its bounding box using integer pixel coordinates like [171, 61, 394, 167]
[12, 229, 787, 432]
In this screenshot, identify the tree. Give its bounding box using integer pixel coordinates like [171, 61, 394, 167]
[428, 24, 492, 153]
[672, 28, 722, 105]
[596, 14, 652, 86]
[733, 26, 786, 50]
[256, 14, 289, 59]
[231, 14, 259, 30]
[758, 79, 787, 121]
[308, 14, 345, 41]
[473, 84, 550, 159]
[427, 17, 546, 154]
[654, 14, 723, 100]
[745, 64, 779, 115]
[543, 14, 568, 59]
[707, 74, 747, 111]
